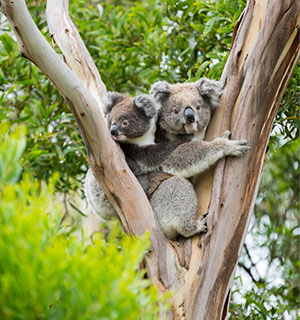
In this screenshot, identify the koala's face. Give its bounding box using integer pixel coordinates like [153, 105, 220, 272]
[159, 84, 212, 136]
[150, 79, 223, 138]
[104, 93, 158, 145]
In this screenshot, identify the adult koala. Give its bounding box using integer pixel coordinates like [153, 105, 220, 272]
[147, 78, 250, 234]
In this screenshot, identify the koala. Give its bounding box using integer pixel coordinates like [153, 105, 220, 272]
[85, 92, 167, 221]
[147, 78, 250, 178]
[146, 78, 250, 234]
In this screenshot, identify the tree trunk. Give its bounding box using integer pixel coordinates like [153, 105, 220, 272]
[1, 0, 299, 319]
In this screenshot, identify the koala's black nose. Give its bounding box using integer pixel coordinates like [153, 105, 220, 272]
[110, 124, 119, 136]
[184, 107, 195, 123]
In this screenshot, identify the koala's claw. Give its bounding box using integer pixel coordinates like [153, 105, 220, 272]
[227, 142, 251, 156]
[197, 213, 208, 233]
[202, 212, 209, 219]
[237, 139, 248, 145]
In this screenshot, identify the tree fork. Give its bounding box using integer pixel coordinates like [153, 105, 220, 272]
[1, 0, 299, 319]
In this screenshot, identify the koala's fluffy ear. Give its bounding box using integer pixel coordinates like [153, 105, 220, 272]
[134, 94, 158, 118]
[196, 78, 224, 110]
[103, 91, 126, 115]
[149, 81, 171, 104]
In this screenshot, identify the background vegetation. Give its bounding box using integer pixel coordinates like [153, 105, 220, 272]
[0, 123, 162, 319]
[0, 0, 299, 318]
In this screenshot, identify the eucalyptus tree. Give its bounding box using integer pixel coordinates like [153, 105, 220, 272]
[0, 0, 299, 318]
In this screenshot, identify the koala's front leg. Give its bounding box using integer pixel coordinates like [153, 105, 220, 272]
[161, 131, 251, 178]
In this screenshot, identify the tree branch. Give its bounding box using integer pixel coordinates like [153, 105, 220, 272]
[190, 1, 300, 318]
[46, 0, 106, 111]
[0, 0, 178, 288]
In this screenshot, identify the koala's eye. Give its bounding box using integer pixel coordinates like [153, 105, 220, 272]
[174, 109, 179, 115]
[196, 104, 201, 110]
[122, 120, 129, 127]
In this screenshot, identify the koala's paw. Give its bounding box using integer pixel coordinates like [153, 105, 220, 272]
[225, 139, 251, 157]
[213, 131, 251, 157]
[196, 213, 208, 233]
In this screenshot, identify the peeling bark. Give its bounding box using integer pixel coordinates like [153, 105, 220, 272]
[1, 0, 299, 319]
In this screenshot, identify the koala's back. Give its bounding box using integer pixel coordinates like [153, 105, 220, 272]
[150, 176, 198, 239]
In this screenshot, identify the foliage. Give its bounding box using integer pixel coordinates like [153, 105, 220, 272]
[0, 0, 298, 318]
[275, 62, 299, 141]
[71, 0, 245, 92]
[0, 30, 86, 193]
[0, 124, 162, 319]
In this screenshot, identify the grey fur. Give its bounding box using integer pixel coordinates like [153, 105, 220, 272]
[150, 177, 207, 239]
[85, 92, 160, 222]
[147, 78, 250, 238]
[84, 169, 118, 220]
[195, 78, 224, 109]
[160, 131, 251, 178]
[105, 92, 158, 144]
[103, 92, 126, 115]
[134, 94, 157, 118]
[150, 78, 224, 140]
[85, 81, 250, 239]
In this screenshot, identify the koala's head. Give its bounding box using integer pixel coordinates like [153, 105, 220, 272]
[103, 92, 159, 146]
[150, 78, 223, 138]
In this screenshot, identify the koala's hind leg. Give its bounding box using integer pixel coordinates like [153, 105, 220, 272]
[150, 176, 206, 239]
[84, 169, 118, 221]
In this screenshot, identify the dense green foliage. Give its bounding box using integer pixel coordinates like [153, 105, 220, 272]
[0, 0, 299, 318]
[0, 123, 161, 319]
